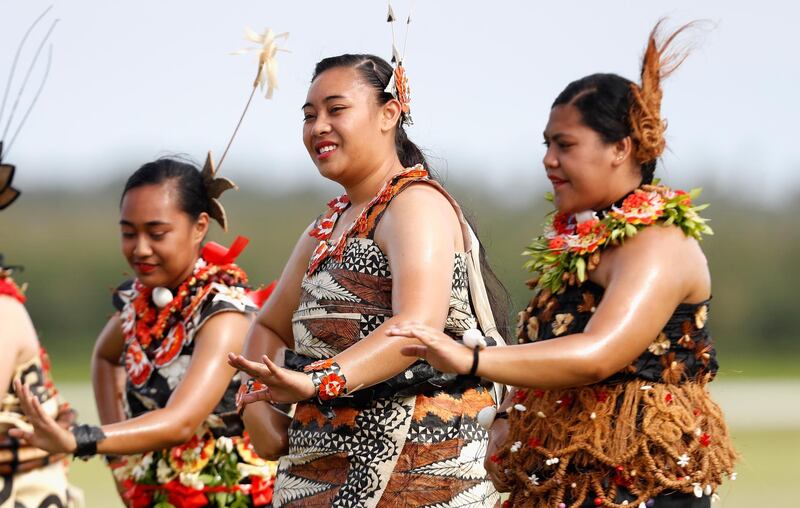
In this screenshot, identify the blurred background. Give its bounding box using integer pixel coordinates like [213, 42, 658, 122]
[2, 0, 798, 506]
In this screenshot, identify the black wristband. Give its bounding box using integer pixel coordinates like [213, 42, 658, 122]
[468, 347, 480, 377]
[71, 424, 106, 459]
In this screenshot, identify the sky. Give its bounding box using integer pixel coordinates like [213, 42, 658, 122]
[2, 0, 799, 202]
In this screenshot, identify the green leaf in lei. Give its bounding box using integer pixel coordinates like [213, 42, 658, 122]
[524, 184, 713, 294]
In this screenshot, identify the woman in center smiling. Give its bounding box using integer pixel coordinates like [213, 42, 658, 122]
[229, 54, 507, 507]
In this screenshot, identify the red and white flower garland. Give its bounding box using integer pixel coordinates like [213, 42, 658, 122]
[122, 251, 249, 387]
[306, 165, 428, 275]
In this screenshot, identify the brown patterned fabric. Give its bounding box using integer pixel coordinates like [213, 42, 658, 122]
[274, 170, 499, 507]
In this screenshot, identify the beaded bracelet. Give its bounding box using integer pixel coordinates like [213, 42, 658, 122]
[303, 359, 348, 401]
[236, 377, 268, 416]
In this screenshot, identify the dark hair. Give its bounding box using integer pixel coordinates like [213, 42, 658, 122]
[552, 73, 656, 185]
[312, 54, 427, 171]
[311, 54, 512, 342]
[121, 157, 211, 221]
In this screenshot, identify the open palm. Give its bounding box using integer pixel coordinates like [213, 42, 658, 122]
[227, 353, 316, 404]
[8, 380, 76, 454]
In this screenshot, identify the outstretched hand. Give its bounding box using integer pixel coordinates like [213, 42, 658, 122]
[227, 353, 316, 404]
[386, 321, 473, 375]
[8, 380, 77, 454]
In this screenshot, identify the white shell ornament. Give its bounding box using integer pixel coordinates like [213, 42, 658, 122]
[152, 287, 174, 308]
[477, 406, 497, 431]
[463, 328, 487, 349]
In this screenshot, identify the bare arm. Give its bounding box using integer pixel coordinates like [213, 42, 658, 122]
[230, 184, 465, 402]
[95, 311, 251, 453]
[0, 297, 38, 400]
[238, 224, 317, 458]
[334, 184, 463, 389]
[249, 222, 319, 356]
[91, 315, 127, 425]
[391, 225, 711, 389]
[12, 311, 251, 455]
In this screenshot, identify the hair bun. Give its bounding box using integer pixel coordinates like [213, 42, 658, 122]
[629, 19, 705, 164]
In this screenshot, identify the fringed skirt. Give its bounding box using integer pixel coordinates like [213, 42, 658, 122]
[495, 379, 736, 508]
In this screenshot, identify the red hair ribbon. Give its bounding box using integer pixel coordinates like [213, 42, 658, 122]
[202, 236, 249, 265]
[247, 280, 276, 308]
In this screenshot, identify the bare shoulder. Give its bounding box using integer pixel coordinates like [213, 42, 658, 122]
[0, 296, 39, 355]
[195, 310, 251, 346]
[287, 220, 322, 267]
[379, 182, 461, 235]
[619, 224, 706, 261]
[297, 219, 319, 250]
[600, 224, 710, 301]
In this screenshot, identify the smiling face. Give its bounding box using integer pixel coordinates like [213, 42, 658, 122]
[543, 104, 635, 214]
[302, 66, 399, 185]
[119, 181, 208, 288]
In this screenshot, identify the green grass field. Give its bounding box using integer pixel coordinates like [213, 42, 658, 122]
[57, 383, 796, 507]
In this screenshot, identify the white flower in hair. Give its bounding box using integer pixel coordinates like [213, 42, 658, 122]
[232, 27, 290, 99]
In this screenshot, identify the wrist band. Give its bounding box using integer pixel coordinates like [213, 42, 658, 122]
[468, 347, 480, 377]
[304, 359, 348, 401]
[463, 328, 487, 378]
[236, 377, 267, 416]
[71, 424, 106, 459]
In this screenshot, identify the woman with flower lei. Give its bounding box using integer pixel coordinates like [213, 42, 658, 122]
[12, 158, 277, 507]
[387, 21, 737, 507]
[227, 52, 510, 507]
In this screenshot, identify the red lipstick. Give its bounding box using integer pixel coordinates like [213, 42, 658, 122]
[314, 140, 338, 160]
[134, 263, 157, 274]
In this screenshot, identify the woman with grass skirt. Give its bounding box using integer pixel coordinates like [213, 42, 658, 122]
[386, 21, 738, 508]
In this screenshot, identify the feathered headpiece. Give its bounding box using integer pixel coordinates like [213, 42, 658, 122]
[0, 6, 58, 211]
[629, 19, 705, 164]
[200, 26, 289, 230]
[385, 1, 414, 125]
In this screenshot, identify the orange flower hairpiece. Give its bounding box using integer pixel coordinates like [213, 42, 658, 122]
[385, 1, 414, 124]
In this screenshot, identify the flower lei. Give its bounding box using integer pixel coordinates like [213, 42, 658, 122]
[123, 248, 249, 387]
[306, 165, 428, 275]
[524, 183, 713, 294]
[115, 431, 275, 508]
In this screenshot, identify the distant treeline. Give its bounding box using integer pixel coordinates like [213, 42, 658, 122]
[2, 181, 798, 379]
